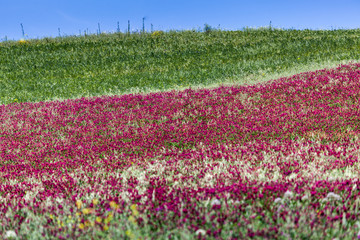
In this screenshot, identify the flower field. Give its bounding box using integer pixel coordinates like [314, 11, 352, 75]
[1, 62, 360, 239]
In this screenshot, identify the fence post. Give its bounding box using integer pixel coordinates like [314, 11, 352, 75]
[142, 17, 145, 33]
[20, 23, 25, 38]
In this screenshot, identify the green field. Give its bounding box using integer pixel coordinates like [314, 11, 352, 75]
[1, 28, 360, 105]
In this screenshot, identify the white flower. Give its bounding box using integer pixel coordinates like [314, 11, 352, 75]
[284, 190, 293, 199]
[301, 194, 309, 201]
[342, 212, 347, 227]
[211, 199, 221, 206]
[326, 192, 341, 201]
[195, 229, 206, 236]
[274, 198, 283, 204]
[322, 192, 342, 202]
[4, 230, 17, 239]
[328, 177, 336, 182]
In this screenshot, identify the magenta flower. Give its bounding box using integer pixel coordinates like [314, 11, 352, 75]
[1, 63, 360, 238]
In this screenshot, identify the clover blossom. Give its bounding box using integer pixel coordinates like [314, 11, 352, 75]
[195, 229, 206, 236]
[283, 190, 293, 199]
[301, 194, 309, 201]
[211, 199, 221, 206]
[322, 192, 342, 202]
[4, 230, 17, 239]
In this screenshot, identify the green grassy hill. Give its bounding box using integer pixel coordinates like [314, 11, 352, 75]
[1, 28, 360, 105]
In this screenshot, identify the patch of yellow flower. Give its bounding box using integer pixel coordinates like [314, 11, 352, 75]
[57, 219, 65, 228]
[151, 31, 164, 37]
[85, 220, 94, 227]
[109, 201, 119, 210]
[104, 212, 113, 225]
[18, 39, 28, 44]
[78, 223, 85, 230]
[126, 229, 142, 240]
[126, 229, 136, 239]
[82, 208, 93, 215]
[76, 200, 82, 209]
[130, 204, 139, 216]
[125, 203, 142, 239]
[102, 213, 113, 231]
[74, 199, 100, 231]
[49, 214, 65, 228]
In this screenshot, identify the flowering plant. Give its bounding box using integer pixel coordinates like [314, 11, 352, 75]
[1, 63, 360, 238]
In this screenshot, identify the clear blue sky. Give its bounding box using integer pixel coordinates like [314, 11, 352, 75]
[1, 0, 360, 41]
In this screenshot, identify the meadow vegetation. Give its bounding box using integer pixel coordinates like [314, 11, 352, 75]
[1, 28, 360, 105]
[1, 28, 360, 239]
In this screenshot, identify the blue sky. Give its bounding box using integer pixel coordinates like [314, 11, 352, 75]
[1, 0, 360, 41]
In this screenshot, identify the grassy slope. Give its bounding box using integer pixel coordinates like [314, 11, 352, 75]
[1, 28, 360, 105]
